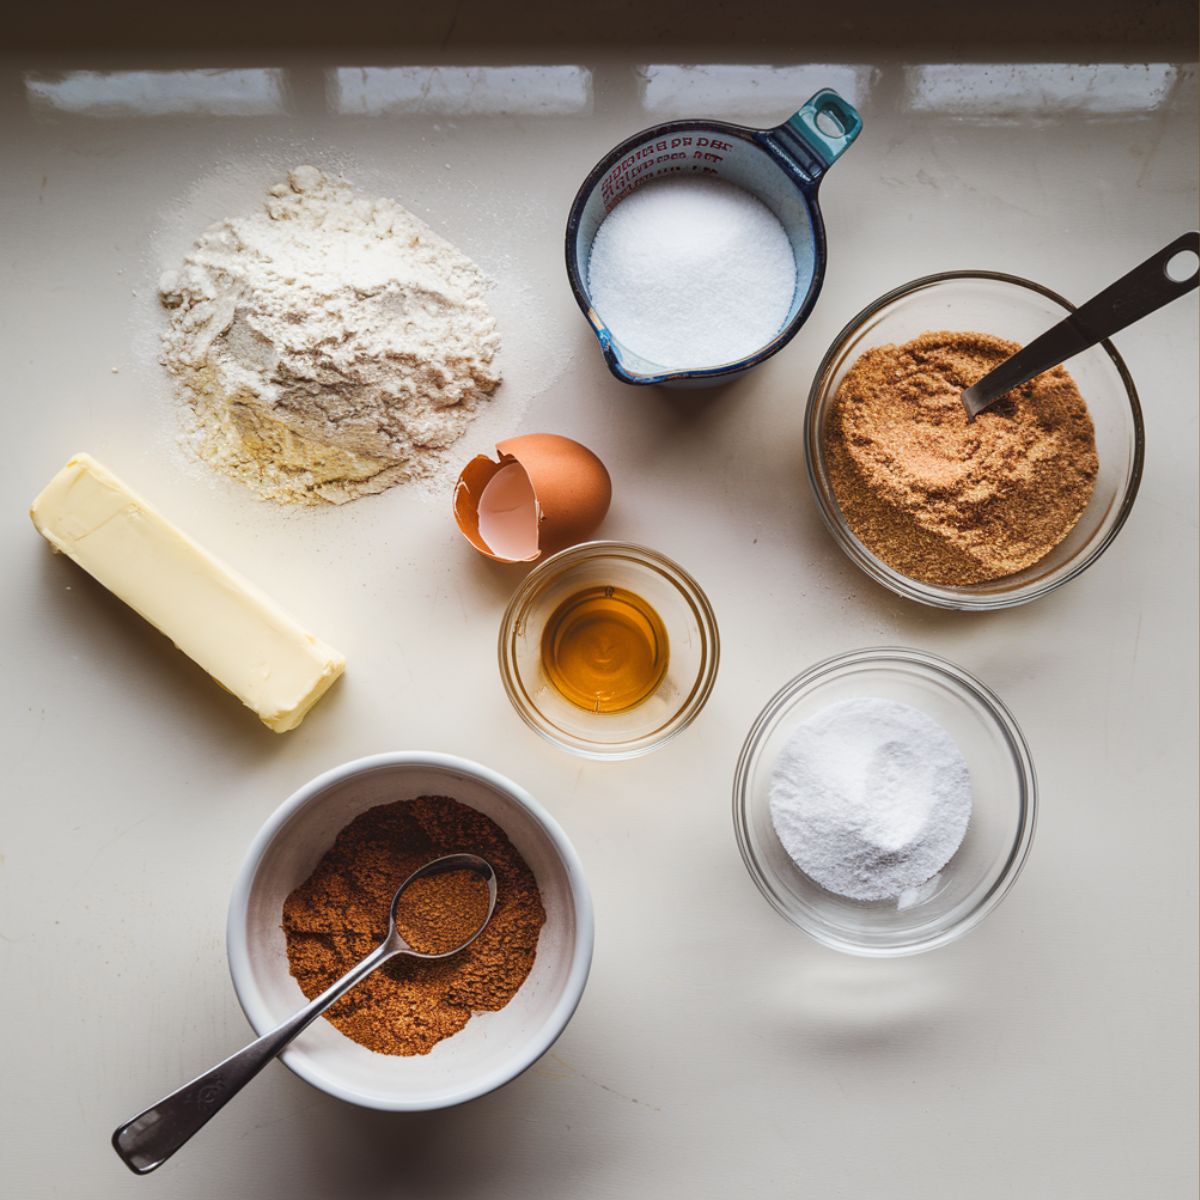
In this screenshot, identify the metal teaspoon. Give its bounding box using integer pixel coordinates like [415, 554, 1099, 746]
[960, 230, 1199, 420]
[112, 853, 497, 1176]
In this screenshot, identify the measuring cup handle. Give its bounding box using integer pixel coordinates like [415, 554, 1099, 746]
[762, 89, 863, 186]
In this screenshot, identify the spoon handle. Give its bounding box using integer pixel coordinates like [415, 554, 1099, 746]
[962, 230, 1199, 419]
[111, 941, 393, 1175]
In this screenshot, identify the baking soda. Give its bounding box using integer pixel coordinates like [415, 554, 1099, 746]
[586, 177, 796, 371]
[768, 698, 972, 902]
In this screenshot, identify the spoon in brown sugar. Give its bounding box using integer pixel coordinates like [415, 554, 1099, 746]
[112, 854, 496, 1176]
[961, 230, 1199, 420]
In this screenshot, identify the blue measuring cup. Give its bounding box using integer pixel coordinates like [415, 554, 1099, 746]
[565, 89, 862, 387]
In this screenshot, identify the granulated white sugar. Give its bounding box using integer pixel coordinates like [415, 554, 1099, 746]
[586, 177, 796, 371]
[768, 698, 972, 903]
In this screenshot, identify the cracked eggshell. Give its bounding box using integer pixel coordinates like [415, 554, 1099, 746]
[453, 433, 612, 564]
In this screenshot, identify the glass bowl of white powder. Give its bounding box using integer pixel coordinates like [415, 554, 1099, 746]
[733, 647, 1036, 956]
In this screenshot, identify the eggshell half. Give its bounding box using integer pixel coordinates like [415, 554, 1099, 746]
[453, 433, 612, 563]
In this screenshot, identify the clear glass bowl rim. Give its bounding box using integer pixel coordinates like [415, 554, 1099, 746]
[498, 540, 721, 760]
[732, 645, 1038, 956]
[803, 269, 1146, 611]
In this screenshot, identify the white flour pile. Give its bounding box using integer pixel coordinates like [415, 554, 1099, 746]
[768, 698, 972, 902]
[159, 165, 500, 505]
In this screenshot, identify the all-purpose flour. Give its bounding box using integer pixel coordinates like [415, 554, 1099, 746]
[768, 698, 972, 902]
[159, 166, 500, 505]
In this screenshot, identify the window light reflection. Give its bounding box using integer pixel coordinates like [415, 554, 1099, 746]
[639, 64, 874, 117]
[332, 66, 592, 116]
[905, 63, 1179, 118]
[24, 69, 286, 117]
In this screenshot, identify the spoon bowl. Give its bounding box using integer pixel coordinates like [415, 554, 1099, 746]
[386, 853, 498, 959]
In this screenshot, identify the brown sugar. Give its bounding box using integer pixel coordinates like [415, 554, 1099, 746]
[824, 330, 1099, 586]
[282, 796, 545, 1056]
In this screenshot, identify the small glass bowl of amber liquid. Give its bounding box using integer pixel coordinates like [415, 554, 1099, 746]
[499, 542, 720, 758]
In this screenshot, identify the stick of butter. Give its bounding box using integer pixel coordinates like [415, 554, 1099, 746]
[30, 453, 345, 733]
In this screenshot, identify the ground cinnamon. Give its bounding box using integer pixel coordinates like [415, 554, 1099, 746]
[824, 330, 1098, 585]
[282, 796, 545, 1056]
[393, 869, 491, 956]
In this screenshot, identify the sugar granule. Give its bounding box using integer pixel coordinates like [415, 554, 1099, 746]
[586, 177, 797, 371]
[824, 330, 1099, 585]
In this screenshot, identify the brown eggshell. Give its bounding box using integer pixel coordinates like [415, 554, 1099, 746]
[452, 433, 612, 563]
[453, 452, 529, 562]
[499, 434, 612, 558]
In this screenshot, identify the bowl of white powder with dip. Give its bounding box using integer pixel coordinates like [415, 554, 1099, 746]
[733, 647, 1036, 956]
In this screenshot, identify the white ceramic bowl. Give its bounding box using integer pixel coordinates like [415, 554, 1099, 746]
[227, 752, 594, 1111]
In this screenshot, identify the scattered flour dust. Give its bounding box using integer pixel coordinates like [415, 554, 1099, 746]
[158, 165, 501, 505]
[768, 698, 972, 902]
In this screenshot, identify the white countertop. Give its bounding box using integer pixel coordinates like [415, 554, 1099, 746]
[2, 35, 1197, 1200]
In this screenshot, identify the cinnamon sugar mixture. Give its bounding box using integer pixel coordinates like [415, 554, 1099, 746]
[825, 331, 1099, 585]
[283, 796, 544, 1056]
[392, 870, 492, 956]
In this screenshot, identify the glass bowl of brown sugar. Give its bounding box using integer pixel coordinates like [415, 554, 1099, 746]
[804, 271, 1145, 610]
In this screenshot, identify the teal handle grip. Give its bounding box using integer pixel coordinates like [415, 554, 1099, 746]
[789, 89, 862, 167]
[769, 88, 862, 182]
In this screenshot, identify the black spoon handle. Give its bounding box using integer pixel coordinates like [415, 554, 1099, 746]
[962, 231, 1199, 419]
